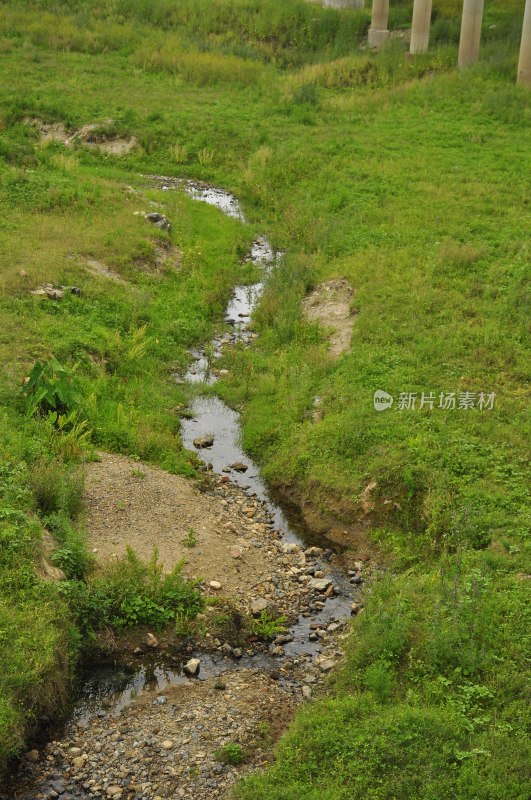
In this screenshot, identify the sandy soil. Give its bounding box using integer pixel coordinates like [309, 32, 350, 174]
[84, 453, 285, 600]
[302, 278, 356, 358]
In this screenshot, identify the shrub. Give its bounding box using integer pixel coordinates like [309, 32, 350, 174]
[60, 547, 204, 634]
[215, 742, 246, 765]
[20, 358, 81, 418]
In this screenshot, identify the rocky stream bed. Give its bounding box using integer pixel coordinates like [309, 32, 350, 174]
[3, 181, 369, 800]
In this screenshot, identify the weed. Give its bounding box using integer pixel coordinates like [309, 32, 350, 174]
[215, 742, 246, 765]
[250, 611, 287, 641]
[170, 142, 188, 163]
[180, 528, 198, 548]
[46, 512, 93, 580]
[28, 460, 85, 519]
[197, 147, 215, 167]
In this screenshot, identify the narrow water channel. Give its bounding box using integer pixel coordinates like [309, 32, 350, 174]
[6, 180, 360, 799]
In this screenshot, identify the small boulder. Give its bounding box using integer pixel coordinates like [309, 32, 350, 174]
[230, 462, 248, 472]
[250, 598, 268, 616]
[146, 212, 170, 231]
[183, 657, 201, 677]
[209, 580, 222, 590]
[31, 284, 65, 300]
[308, 577, 333, 593]
[145, 632, 158, 649]
[193, 435, 214, 449]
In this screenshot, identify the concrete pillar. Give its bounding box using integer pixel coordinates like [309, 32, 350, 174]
[458, 0, 484, 68]
[410, 0, 433, 55]
[368, 0, 389, 47]
[517, 0, 531, 86]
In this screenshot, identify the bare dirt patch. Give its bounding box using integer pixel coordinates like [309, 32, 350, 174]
[25, 118, 138, 154]
[85, 453, 287, 601]
[79, 256, 127, 284]
[302, 278, 356, 358]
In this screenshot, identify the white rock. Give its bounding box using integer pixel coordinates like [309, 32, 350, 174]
[183, 658, 201, 677]
[209, 580, 222, 590]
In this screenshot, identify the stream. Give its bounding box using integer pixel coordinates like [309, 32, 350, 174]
[68, 177, 356, 721]
[6, 180, 360, 800]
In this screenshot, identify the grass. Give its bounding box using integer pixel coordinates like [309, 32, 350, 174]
[235, 552, 530, 799]
[0, 0, 529, 792]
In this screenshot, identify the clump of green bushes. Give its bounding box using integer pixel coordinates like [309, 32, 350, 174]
[60, 547, 204, 635]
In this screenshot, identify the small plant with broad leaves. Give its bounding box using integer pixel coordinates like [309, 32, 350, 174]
[20, 358, 81, 417]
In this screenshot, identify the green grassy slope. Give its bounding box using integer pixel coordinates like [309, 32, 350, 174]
[0, 0, 529, 792]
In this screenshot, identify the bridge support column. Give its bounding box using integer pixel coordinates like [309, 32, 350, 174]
[458, 0, 484, 68]
[368, 0, 389, 47]
[517, 0, 531, 86]
[410, 0, 433, 55]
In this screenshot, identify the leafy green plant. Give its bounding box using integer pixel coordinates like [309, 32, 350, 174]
[250, 611, 287, 641]
[215, 742, 246, 765]
[20, 358, 81, 417]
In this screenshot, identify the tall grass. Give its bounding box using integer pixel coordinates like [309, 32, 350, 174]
[133, 40, 263, 85]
